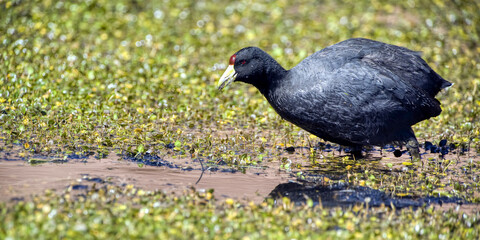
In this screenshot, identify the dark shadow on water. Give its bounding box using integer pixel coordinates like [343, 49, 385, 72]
[121, 152, 244, 174]
[121, 151, 180, 168]
[267, 182, 469, 209]
[71, 184, 89, 190]
[290, 139, 475, 159]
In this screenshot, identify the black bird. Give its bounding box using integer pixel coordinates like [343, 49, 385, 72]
[218, 38, 451, 160]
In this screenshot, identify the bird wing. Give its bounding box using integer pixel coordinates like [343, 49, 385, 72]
[309, 38, 451, 97]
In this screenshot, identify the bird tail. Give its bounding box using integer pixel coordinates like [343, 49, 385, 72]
[440, 79, 453, 89]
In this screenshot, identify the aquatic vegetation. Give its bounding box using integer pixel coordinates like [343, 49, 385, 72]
[1, 0, 478, 165]
[0, 0, 479, 238]
[1, 184, 479, 239]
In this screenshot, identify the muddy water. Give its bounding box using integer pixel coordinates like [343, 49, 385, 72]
[0, 155, 291, 203]
[1, 142, 479, 212]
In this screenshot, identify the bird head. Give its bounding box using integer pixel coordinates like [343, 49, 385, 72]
[218, 47, 279, 91]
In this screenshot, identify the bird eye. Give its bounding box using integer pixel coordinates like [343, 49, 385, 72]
[241, 60, 246, 65]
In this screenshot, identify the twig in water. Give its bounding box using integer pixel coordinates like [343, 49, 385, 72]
[195, 158, 205, 185]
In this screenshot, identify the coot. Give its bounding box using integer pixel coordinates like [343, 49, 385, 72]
[218, 38, 451, 160]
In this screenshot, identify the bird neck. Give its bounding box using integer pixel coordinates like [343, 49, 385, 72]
[256, 59, 288, 96]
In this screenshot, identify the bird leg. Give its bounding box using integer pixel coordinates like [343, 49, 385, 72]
[349, 146, 363, 160]
[406, 138, 422, 165]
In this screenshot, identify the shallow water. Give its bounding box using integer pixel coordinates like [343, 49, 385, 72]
[1, 140, 479, 212]
[0, 154, 289, 203]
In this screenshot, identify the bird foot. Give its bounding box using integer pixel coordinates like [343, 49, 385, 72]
[406, 139, 424, 167]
